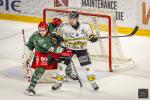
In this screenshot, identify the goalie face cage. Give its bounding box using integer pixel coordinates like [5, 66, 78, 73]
[43, 7, 135, 72]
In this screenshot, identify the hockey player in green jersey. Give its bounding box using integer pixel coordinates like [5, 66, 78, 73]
[23, 22, 63, 96]
[22, 18, 63, 80]
[23, 21, 78, 96]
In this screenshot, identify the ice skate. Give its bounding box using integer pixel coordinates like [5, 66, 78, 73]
[90, 81, 99, 91]
[24, 86, 35, 96]
[51, 82, 62, 91]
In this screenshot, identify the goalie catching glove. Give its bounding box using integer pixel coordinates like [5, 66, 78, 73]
[89, 34, 98, 43]
[51, 33, 64, 46]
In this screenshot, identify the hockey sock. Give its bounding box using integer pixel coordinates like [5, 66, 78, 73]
[55, 63, 67, 82]
[65, 64, 72, 75]
[87, 74, 99, 90]
[83, 64, 99, 90]
[30, 67, 45, 88]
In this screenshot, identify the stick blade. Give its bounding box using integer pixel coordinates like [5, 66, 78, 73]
[129, 26, 139, 36]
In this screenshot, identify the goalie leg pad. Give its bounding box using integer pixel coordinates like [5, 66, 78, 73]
[23, 46, 34, 63]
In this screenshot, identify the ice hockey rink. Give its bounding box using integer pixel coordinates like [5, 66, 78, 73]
[0, 19, 150, 100]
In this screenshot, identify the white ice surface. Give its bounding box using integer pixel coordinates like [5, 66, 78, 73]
[0, 20, 150, 100]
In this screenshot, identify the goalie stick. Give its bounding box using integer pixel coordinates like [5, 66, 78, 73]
[22, 29, 26, 45]
[22, 29, 33, 82]
[64, 26, 139, 41]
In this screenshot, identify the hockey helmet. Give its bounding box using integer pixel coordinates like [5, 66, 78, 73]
[69, 11, 79, 18]
[52, 18, 62, 26]
[38, 22, 48, 31]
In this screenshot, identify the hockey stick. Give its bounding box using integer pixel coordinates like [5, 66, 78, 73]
[64, 26, 139, 41]
[22, 29, 33, 82]
[69, 57, 83, 87]
[60, 45, 83, 87]
[22, 29, 26, 45]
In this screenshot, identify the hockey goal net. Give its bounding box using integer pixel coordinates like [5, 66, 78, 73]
[42, 7, 135, 72]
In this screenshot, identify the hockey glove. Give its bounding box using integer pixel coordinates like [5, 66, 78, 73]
[89, 34, 98, 43]
[61, 49, 73, 57]
[49, 52, 60, 61]
[51, 34, 64, 46]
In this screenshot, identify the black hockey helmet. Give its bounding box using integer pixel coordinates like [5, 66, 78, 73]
[69, 11, 79, 18]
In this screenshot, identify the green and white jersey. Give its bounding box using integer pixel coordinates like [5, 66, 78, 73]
[26, 31, 58, 53]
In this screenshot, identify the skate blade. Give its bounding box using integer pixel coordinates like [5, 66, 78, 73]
[51, 88, 63, 93]
[24, 91, 35, 96]
[89, 89, 101, 93]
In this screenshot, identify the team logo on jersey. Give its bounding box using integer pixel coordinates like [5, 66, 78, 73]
[38, 38, 44, 44]
[41, 57, 48, 65]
